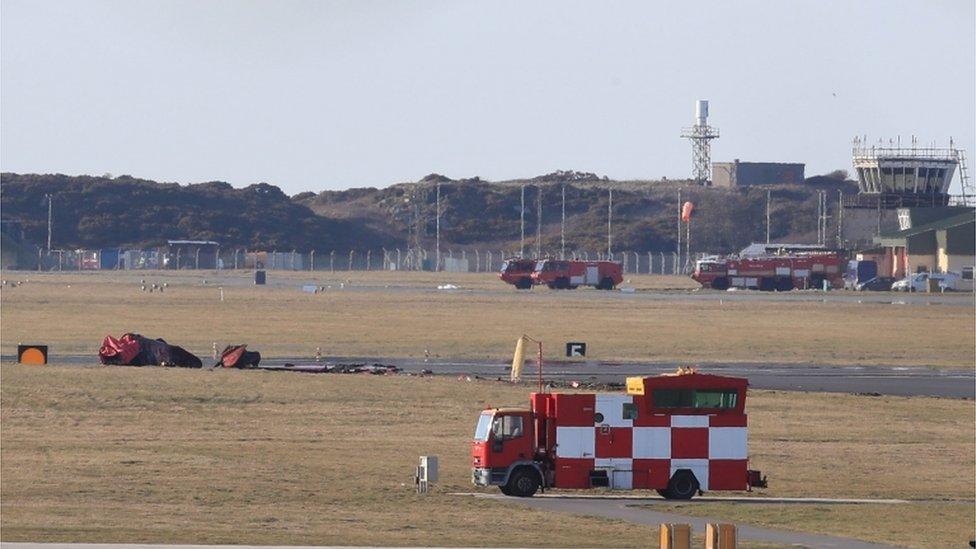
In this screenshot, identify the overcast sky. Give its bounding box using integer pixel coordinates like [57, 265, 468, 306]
[2, 0, 974, 195]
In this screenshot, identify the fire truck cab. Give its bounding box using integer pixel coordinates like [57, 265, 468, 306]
[472, 371, 766, 499]
[499, 258, 538, 290]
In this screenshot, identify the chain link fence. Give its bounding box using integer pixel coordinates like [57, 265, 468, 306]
[29, 246, 700, 275]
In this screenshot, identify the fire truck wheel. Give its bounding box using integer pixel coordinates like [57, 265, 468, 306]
[710, 277, 729, 290]
[504, 467, 541, 497]
[598, 277, 615, 290]
[758, 277, 775, 292]
[776, 277, 794, 291]
[515, 278, 532, 290]
[664, 470, 699, 500]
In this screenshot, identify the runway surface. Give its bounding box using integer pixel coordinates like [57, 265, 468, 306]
[6, 354, 973, 399]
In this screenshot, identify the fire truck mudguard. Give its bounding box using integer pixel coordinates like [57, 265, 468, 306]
[471, 370, 766, 499]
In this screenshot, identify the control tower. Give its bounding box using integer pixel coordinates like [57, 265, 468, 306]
[849, 137, 972, 208]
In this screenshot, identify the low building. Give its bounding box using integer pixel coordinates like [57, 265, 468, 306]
[711, 160, 805, 188]
[871, 208, 975, 278]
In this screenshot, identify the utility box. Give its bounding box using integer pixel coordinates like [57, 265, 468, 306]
[419, 455, 438, 483]
[254, 270, 266, 285]
[706, 523, 737, 549]
[416, 455, 438, 493]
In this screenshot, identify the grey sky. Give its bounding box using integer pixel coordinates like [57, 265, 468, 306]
[2, 0, 974, 195]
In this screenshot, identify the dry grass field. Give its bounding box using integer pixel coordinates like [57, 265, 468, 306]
[1, 270, 973, 369]
[1, 365, 973, 547]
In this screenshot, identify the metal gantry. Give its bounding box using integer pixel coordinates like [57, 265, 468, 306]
[680, 100, 720, 186]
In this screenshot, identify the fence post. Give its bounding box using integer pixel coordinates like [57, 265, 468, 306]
[475, 249, 480, 272]
[330, 250, 335, 272]
[348, 250, 354, 271]
[366, 249, 372, 271]
[396, 248, 401, 270]
[622, 253, 628, 273]
[310, 250, 315, 271]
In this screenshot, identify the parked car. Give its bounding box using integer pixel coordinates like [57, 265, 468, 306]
[855, 276, 896, 291]
[891, 272, 961, 292]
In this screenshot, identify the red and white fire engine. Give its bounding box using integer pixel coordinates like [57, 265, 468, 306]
[530, 259, 623, 290]
[692, 250, 846, 291]
[471, 371, 766, 499]
[499, 258, 538, 290]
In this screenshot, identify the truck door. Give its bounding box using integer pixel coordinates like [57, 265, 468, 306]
[489, 412, 534, 467]
[586, 265, 599, 285]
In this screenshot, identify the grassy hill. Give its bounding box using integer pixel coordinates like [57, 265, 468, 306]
[296, 171, 857, 254]
[1, 171, 856, 255]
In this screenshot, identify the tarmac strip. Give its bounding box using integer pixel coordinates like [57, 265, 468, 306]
[458, 493, 900, 548]
[453, 492, 913, 504]
[5, 355, 973, 399]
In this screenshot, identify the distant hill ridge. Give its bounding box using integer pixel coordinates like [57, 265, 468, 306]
[1, 171, 856, 254]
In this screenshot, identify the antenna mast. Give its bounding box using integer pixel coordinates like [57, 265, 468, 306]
[680, 100, 720, 186]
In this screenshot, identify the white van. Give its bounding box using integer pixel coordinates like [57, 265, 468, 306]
[891, 271, 963, 292]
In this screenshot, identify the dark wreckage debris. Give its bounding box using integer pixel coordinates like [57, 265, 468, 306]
[99, 333, 203, 368]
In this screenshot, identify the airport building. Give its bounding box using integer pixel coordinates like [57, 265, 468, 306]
[711, 160, 805, 188]
[866, 207, 975, 279]
[839, 139, 973, 249]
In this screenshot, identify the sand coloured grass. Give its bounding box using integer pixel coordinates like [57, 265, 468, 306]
[1, 364, 973, 547]
[1, 270, 973, 369]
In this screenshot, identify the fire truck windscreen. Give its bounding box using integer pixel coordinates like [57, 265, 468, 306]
[696, 260, 719, 273]
[535, 260, 569, 272]
[653, 389, 738, 409]
[474, 413, 492, 441]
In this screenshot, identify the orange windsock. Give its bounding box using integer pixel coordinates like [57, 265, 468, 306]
[681, 201, 695, 222]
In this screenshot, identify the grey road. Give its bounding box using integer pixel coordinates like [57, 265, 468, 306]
[464, 493, 900, 548]
[5, 355, 974, 399]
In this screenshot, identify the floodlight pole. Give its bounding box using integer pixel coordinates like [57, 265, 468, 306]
[536, 186, 542, 258]
[607, 188, 613, 257]
[765, 189, 771, 244]
[520, 184, 525, 257]
[676, 188, 682, 274]
[46, 193, 53, 252]
[434, 181, 441, 272]
[560, 183, 566, 260]
[838, 191, 844, 248]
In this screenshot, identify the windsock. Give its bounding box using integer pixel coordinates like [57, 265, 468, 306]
[510, 336, 526, 382]
[681, 201, 695, 223]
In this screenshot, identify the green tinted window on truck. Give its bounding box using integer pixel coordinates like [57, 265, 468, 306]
[651, 389, 738, 409]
